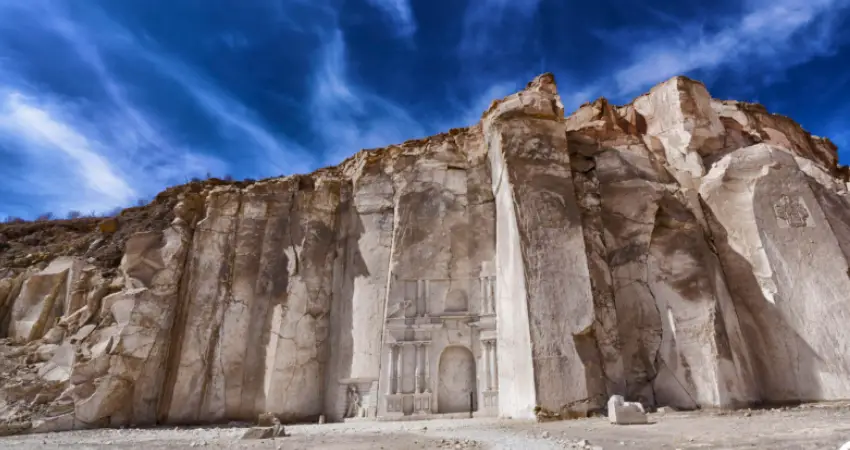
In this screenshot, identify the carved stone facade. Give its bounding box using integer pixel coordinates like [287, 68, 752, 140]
[374, 265, 500, 419]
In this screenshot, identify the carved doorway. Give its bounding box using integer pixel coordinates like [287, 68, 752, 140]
[437, 346, 476, 413]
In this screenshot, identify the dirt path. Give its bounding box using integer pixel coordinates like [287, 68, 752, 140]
[2, 404, 850, 449]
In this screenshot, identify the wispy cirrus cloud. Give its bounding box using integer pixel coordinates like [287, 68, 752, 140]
[0, 90, 137, 215]
[609, 0, 850, 95]
[364, 0, 416, 37]
[309, 29, 426, 164]
[140, 53, 315, 177]
[0, 0, 310, 218]
[0, 3, 227, 217]
[451, 0, 554, 122]
[459, 0, 542, 57]
[53, 5, 314, 178]
[0, 79, 227, 218]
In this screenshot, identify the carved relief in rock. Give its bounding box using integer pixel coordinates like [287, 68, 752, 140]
[773, 195, 813, 228]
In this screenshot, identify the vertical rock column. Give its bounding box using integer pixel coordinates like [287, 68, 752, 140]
[160, 187, 243, 424]
[484, 74, 605, 418]
[161, 178, 341, 424]
[348, 158, 396, 381]
[261, 177, 340, 420]
[701, 144, 850, 403]
[611, 78, 757, 408]
[324, 155, 397, 421]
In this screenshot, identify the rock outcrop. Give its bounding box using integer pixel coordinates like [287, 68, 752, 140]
[1, 73, 849, 433]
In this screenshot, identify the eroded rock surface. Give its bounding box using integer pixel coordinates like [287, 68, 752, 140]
[1, 73, 849, 433]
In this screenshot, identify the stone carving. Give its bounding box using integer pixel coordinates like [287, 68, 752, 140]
[345, 386, 363, 418]
[2, 73, 850, 433]
[480, 276, 496, 315]
[773, 195, 812, 228]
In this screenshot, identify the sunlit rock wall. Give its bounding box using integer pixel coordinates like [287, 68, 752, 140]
[2, 72, 850, 434]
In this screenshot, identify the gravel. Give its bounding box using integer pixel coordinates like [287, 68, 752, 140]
[2, 404, 850, 449]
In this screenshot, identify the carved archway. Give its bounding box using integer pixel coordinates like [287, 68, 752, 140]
[437, 346, 476, 413]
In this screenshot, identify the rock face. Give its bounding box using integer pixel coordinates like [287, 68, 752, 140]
[1, 73, 850, 432]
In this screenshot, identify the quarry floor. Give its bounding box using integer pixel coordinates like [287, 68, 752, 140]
[2, 403, 850, 449]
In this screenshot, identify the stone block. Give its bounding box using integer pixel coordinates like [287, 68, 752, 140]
[241, 426, 287, 440]
[607, 395, 648, 425]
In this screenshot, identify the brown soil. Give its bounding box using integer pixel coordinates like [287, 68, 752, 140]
[0, 178, 255, 273]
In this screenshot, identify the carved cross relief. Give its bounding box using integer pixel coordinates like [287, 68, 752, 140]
[773, 195, 812, 228]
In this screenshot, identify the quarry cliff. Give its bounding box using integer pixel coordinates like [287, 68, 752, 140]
[1, 73, 850, 434]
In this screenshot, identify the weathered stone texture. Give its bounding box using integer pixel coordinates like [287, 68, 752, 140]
[486, 74, 603, 419]
[1, 72, 850, 433]
[701, 144, 850, 402]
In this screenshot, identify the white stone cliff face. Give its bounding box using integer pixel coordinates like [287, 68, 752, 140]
[1, 73, 850, 433]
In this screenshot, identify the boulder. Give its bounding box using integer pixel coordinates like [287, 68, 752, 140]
[607, 395, 648, 425]
[241, 425, 287, 440]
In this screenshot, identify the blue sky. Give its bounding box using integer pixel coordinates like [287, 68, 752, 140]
[0, 0, 849, 219]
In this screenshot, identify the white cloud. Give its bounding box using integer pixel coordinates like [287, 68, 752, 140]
[0, 91, 136, 214]
[612, 0, 850, 95]
[451, 81, 521, 127]
[365, 0, 416, 37]
[147, 58, 315, 177]
[0, 1, 235, 218]
[459, 0, 542, 57]
[561, 85, 601, 114]
[308, 30, 426, 164]
[0, 84, 231, 218]
[47, 7, 313, 178]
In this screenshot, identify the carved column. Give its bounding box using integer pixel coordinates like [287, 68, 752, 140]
[416, 280, 422, 317]
[409, 281, 418, 317]
[482, 341, 491, 391]
[480, 278, 488, 314]
[489, 277, 496, 314]
[414, 343, 422, 393]
[387, 345, 396, 395]
[417, 280, 429, 317]
[490, 340, 498, 390]
[395, 343, 404, 394]
[423, 280, 430, 316]
[424, 344, 431, 392]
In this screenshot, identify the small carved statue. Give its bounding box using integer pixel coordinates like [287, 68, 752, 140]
[345, 385, 362, 418]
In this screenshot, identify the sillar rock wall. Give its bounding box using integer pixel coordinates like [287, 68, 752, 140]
[1, 73, 850, 433]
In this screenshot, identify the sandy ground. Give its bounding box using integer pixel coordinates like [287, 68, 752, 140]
[2, 404, 850, 449]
